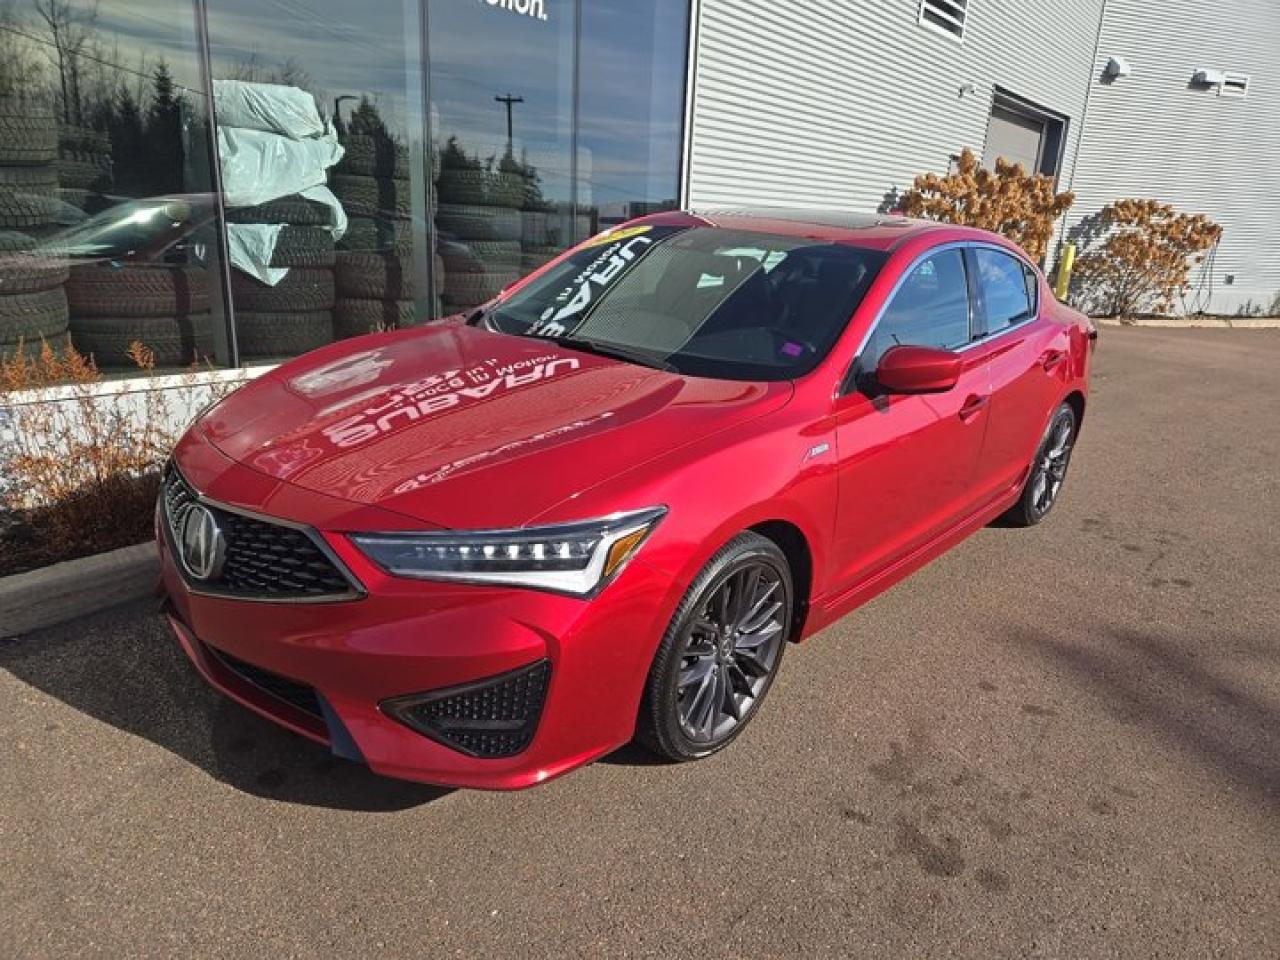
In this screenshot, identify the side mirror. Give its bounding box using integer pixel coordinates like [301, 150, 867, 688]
[875, 345, 963, 394]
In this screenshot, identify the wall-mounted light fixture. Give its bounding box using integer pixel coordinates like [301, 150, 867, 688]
[1104, 56, 1132, 79]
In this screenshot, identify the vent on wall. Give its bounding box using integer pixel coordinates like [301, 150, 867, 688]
[1221, 73, 1250, 98]
[919, 0, 969, 40]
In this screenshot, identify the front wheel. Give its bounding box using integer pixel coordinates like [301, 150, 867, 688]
[1001, 401, 1078, 527]
[637, 532, 793, 761]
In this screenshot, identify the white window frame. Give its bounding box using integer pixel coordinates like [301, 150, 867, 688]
[917, 0, 968, 42]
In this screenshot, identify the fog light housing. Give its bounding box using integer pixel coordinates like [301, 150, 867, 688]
[381, 660, 551, 758]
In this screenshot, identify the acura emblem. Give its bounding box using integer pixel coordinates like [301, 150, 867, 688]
[181, 504, 226, 582]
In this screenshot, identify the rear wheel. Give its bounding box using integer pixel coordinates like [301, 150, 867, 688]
[1001, 402, 1077, 527]
[638, 532, 792, 761]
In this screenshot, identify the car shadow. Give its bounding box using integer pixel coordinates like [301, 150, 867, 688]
[1, 600, 449, 812]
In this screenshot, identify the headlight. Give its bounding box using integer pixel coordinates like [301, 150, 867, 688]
[349, 507, 666, 596]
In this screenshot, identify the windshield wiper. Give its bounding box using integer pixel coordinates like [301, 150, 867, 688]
[544, 335, 678, 373]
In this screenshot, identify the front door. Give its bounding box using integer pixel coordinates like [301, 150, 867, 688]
[829, 247, 992, 593]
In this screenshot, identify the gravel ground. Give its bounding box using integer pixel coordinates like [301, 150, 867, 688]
[3, 325, 1278, 958]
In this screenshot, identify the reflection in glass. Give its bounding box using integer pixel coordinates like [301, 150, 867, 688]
[578, 0, 689, 233]
[0, 0, 226, 371]
[205, 0, 429, 359]
[428, 0, 576, 314]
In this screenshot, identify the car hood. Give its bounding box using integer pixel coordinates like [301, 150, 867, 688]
[199, 323, 793, 529]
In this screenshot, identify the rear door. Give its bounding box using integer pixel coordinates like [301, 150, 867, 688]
[829, 247, 993, 592]
[966, 247, 1064, 503]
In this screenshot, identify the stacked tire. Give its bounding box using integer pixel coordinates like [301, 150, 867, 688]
[57, 124, 112, 214]
[0, 98, 66, 360]
[333, 134, 426, 337]
[436, 163, 522, 312]
[226, 195, 336, 359]
[67, 264, 213, 368]
[0, 231, 69, 362]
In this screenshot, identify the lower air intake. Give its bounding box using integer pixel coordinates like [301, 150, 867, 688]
[383, 660, 551, 759]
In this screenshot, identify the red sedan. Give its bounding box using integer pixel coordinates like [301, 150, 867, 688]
[159, 210, 1094, 789]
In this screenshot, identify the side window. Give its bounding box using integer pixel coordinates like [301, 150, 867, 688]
[865, 249, 971, 364]
[974, 249, 1036, 333]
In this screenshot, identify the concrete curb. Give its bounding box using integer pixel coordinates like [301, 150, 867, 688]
[0, 542, 157, 637]
[1095, 315, 1280, 329]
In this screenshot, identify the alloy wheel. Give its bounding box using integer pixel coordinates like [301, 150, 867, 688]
[1029, 409, 1075, 518]
[676, 562, 787, 744]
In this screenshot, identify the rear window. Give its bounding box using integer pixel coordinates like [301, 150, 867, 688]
[482, 225, 886, 381]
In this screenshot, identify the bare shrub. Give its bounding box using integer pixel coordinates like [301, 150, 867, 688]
[0, 337, 236, 574]
[1073, 200, 1223, 317]
[900, 148, 1075, 262]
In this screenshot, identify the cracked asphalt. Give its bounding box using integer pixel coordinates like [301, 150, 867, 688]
[3, 325, 1279, 958]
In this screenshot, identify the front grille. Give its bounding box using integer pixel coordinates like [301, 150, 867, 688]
[384, 661, 551, 758]
[162, 466, 359, 601]
[209, 645, 324, 720]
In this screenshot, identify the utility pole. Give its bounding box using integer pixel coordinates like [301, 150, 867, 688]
[494, 92, 524, 148]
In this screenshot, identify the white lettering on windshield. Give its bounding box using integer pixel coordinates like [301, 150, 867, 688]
[529, 235, 654, 337]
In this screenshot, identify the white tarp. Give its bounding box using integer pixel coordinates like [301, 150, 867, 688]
[213, 78, 327, 140]
[215, 81, 346, 285]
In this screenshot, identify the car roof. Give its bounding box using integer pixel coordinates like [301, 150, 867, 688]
[635, 208, 989, 253]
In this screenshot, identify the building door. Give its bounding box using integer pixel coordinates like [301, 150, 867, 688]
[982, 90, 1068, 179]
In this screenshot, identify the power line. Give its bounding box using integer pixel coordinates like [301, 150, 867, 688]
[0, 22, 205, 95]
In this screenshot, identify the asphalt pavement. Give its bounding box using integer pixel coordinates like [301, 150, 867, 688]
[3, 325, 1279, 958]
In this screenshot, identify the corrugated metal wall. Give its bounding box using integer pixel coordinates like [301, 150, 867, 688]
[1065, 0, 1280, 314]
[687, 0, 1106, 216]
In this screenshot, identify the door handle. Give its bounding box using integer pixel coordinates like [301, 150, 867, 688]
[1041, 350, 1067, 371]
[959, 394, 990, 421]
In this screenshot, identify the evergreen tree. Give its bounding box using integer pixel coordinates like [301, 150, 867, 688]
[144, 62, 185, 194]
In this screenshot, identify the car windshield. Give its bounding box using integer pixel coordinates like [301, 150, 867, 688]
[33, 198, 205, 259]
[481, 225, 887, 380]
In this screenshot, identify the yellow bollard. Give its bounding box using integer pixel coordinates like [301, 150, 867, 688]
[1054, 244, 1077, 301]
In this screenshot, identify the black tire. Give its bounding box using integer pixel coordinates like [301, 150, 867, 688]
[0, 165, 59, 197]
[436, 168, 523, 208]
[335, 250, 415, 298]
[55, 157, 111, 191]
[0, 287, 70, 341]
[437, 203, 521, 242]
[67, 265, 211, 318]
[0, 231, 68, 294]
[443, 268, 519, 307]
[270, 226, 336, 268]
[330, 174, 411, 217]
[337, 135, 409, 179]
[69, 313, 214, 368]
[0, 334, 72, 363]
[226, 195, 332, 226]
[235, 310, 333, 359]
[637, 532, 793, 761]
[339, 214, 411, 252]
[334, 298, 417, 337]
[0, 192, 61, 229]
[231, 268, 335, 312]
[1000, 402, 1079, 527]
[0, 98, 58, 165]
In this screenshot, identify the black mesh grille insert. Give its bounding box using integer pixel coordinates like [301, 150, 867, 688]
[209, 646, 324, 720]
[385, 661, 551, 758]
[162, 466, 358, 600]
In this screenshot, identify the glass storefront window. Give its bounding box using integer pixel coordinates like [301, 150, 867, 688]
[0, 0, 228, 372]
[204, 0, 431, 361]
[0, 0, 692, 374]
[578, 0, 689, 234]
[428, 0, 577, 315]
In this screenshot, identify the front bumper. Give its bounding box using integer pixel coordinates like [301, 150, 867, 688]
[158, 437, 680, 790]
